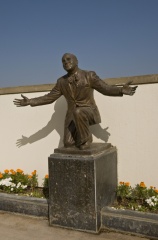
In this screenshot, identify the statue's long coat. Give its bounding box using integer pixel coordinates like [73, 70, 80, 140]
[30, 69, 123, 137]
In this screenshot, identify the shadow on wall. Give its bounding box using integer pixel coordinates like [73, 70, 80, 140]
[90, 125, 110, 143]
[16, 96, 110, 148]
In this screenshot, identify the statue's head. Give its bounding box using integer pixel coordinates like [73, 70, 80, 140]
[62, 53, 78, 73]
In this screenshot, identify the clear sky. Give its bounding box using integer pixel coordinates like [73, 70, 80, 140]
[0, 0, 158, 88]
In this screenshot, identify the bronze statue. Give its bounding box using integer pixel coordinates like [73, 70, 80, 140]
[14, 53, 137, 150]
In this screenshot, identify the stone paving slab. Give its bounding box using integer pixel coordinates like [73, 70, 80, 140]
[0, 211, 150, 240]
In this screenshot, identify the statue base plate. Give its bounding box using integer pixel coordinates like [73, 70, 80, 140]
[54, 143, 112, 155]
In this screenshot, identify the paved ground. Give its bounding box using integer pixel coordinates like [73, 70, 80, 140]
[0, 211, 150, 240]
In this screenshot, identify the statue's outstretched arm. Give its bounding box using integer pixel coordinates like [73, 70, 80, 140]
[90, 72, 137, 96]
[13, 81, 62, 107]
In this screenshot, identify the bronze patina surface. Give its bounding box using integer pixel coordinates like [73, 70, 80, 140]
[14, 53, 137, 150]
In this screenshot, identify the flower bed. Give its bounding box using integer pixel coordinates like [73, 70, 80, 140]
[114, 181, 158, 213]
[0, 169, 49, 198]
[1, 169, 158, 214]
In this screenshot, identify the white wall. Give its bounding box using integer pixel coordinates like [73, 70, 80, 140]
[0, 84, 158, 187]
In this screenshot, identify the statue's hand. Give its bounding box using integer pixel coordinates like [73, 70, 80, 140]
[122, 80, 138, 96]
[13, 94, 30, 107]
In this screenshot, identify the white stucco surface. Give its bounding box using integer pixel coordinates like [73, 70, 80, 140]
[0, 84, 158, 187]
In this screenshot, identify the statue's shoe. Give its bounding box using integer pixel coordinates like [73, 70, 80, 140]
[79, 141, 91, 150]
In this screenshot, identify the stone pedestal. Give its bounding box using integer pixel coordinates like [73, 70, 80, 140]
[48, 143, 117, 233]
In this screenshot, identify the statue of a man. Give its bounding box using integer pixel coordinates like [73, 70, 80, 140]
[14, 53, 137, 150]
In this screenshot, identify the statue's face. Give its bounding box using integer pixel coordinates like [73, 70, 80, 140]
[62, 54, 78, 72]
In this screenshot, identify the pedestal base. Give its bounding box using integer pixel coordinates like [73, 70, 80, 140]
[48, 143, 117, 233]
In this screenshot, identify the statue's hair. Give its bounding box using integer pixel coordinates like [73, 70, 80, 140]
[62, 53, 78, 63]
